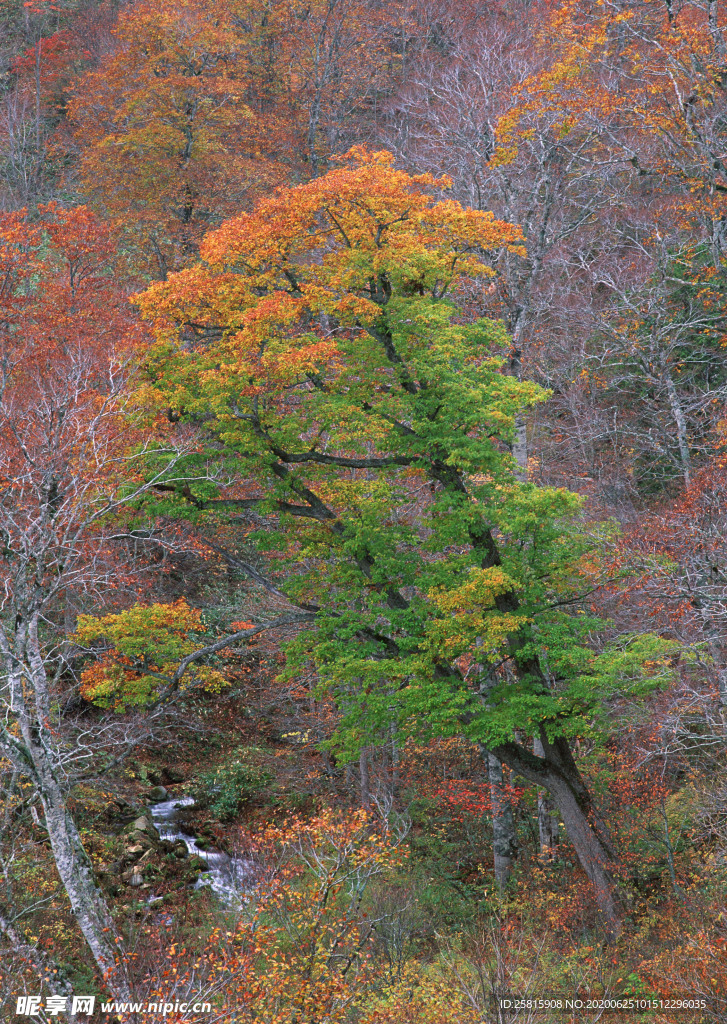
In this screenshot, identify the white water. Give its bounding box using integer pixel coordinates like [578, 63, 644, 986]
[149, 795, 257, 904]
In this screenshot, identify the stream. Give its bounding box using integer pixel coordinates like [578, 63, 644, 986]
[149, 795, 257, 904]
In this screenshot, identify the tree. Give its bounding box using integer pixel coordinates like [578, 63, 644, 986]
[271, 0, 410, 176]
[136, 148, 677, 934]
[587, 242, 727, 491]
[67, 0, 287, 279]
[535, 0, 727, 262]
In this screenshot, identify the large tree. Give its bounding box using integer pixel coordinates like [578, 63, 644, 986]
[137, 148, 673, 934]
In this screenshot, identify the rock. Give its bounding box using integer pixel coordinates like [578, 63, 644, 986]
[128, 831, 153, 847]
[162, 767, 185, 784]
[125, 844, 145, 856]
[173, 843, 188, 860]
[148, 786, 168, 802]
[112, 799, 143, 826]
[131, 816, 159, 839]
[128, 870, 143, 888]
[189, 856, 207, 871]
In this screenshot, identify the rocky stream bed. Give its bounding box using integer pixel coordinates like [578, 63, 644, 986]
[100, 786, 258, 906]
[149, 794, 257, 903]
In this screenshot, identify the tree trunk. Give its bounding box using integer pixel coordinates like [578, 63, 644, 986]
[390, 723, 400, 800]
[493, 731, 624, 938]
[37, 768, 132, 1002]
[508, 332, 529, 481]
[533, 736, 559, 856]
[719, 665, 727, 708]
[359, 747, 371, 811]
[487, 753, 517, 889]
[692, 596, 727, 707]
[512, 416, 528, 480]
[663, 365, 692, 488]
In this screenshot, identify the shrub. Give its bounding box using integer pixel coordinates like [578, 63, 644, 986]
[194, 748, 273, 820]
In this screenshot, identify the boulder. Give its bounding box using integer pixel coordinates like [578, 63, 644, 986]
[162, 767, 186, 784]
[131, 816, 159, 839]
[148, 786, 168, 802]
[127, 831, 153, 847]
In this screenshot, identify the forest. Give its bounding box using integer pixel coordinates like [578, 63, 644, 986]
[0, 0, 726, 1021]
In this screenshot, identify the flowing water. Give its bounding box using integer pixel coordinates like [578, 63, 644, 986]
[149, 795, 257, 904]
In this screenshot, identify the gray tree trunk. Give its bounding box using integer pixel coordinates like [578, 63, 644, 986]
[663, 365, 692, 488]
[533, 736, 559, 855]
[706, 637, 727, 707]
[509, 328, 529, 483]
[487, 752, 517, 890]
[359, 747, 371, 810]
[719, 665, 727, 708]
[512, 416, 529, 480]
[39, 772, 131, 1001]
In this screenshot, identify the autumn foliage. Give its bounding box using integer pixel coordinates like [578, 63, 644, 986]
[75, 600, 227, 710]
[0, 1, 727, 1021]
